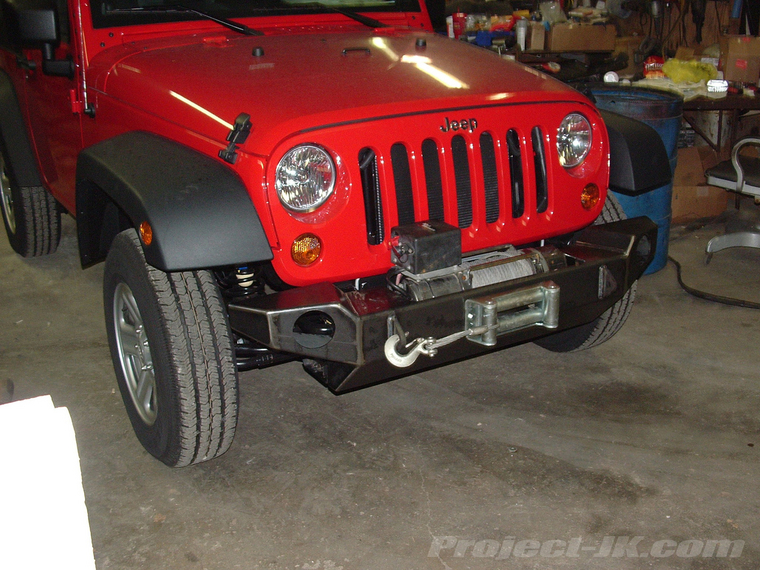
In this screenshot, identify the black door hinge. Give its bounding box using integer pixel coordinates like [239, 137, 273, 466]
[15, 54, 36, 71]
[219, 113, 252, 164]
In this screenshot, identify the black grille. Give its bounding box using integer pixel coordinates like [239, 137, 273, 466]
[360, 127, 549, 244]
[532, 127, 548, 214]
[507, 129, 524, 219]
[391, 143, 415, 226]
[359, 148, 384, 245]
[421, 139, 444, 221]
[451, 135, 473, 229]
[480, 132, 499, 224]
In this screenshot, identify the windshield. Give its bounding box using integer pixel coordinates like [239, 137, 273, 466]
[90, 0, 421, 29]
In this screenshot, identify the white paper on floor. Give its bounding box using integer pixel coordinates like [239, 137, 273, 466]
[0, 395, 96, 570]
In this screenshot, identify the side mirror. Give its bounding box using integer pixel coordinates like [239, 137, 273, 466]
[8, 1, 74, 78]
[15, 6, 59, 45]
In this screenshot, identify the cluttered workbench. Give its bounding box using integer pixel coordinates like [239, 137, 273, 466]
[683, 93, 760, 158]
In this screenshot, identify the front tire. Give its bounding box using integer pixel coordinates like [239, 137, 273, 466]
[535, 193, 636, 352]
[0, 147, 60, 257]
[104, 230, 238, 467]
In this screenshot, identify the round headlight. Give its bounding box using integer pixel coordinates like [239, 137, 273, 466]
[275, 145, 336, 213]
[557, 113, 592, 168]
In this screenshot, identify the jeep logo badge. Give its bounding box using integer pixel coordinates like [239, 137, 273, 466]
[440, 117, 478, 133]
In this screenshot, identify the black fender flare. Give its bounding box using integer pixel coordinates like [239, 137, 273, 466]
[76, 131, 273, 271]
[600, 110, 673, 196]
[0, 69, 43, 187]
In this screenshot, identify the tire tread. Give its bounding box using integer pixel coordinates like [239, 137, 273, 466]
[9, 185, 60, 257]
[535, 193, 637, 353]
[108, 231, 237, 467]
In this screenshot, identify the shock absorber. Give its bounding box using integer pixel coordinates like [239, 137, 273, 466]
[235, 266, 256, 290]
[215, 265, 265, 299]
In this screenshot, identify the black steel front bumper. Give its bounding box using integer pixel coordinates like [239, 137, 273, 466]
[228, 217, 657, 393]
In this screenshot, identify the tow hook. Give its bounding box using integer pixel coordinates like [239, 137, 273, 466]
[384, 315, 494, 368]
[384, 334, 435, 368]
[384, 281, 560, 368]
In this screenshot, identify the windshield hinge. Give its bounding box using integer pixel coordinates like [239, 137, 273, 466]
[219, 113, 252, 164]
[69, 89, 84, 115]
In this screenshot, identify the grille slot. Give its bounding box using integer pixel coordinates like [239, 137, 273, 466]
[532, 127, 548, 214]
[421, 139, 444, 221]
[451, 135, 473, 229]
[391, 143, 415, 226]
[480, 132, 499, 224]
[359, 148, 384, 245]
[507, 129, 524, 218]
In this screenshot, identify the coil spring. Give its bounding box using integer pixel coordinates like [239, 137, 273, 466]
[216, 266, 265, 299]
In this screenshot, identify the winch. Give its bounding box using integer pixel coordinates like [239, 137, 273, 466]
[382, 221, 570, 367]
[389, 220, 568, 302]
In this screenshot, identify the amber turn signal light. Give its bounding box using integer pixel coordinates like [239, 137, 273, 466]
[139, 221, 153, 246]
[581, 184, 600, 210]
[291, 233, 322, 266]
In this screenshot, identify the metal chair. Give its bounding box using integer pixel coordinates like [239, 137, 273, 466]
[705, 137, 760, 260]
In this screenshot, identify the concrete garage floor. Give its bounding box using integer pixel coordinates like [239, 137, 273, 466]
[1, 206, 759, 570]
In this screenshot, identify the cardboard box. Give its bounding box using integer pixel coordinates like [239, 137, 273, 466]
[673, 146, 719, 186]
[527, 21, 545, 51]
[672, 185, 730, 223]
[546, 22, 616, 52]
[671, 146, 729, 223]
[674, 46, 696, 60]
[719, 35, 760, 83]
[674, 46, 720, 68]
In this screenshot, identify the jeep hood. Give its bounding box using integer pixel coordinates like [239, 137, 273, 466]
[94, 30, 587, 154]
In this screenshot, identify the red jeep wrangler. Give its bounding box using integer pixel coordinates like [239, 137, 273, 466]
[0, 0, 667, 466]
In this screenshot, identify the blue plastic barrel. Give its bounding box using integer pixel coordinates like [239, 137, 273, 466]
[589, 87, 683, 274]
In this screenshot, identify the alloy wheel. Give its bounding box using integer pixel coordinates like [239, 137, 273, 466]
[0, 154, 16, 234]
[113, 282, 158, 425]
